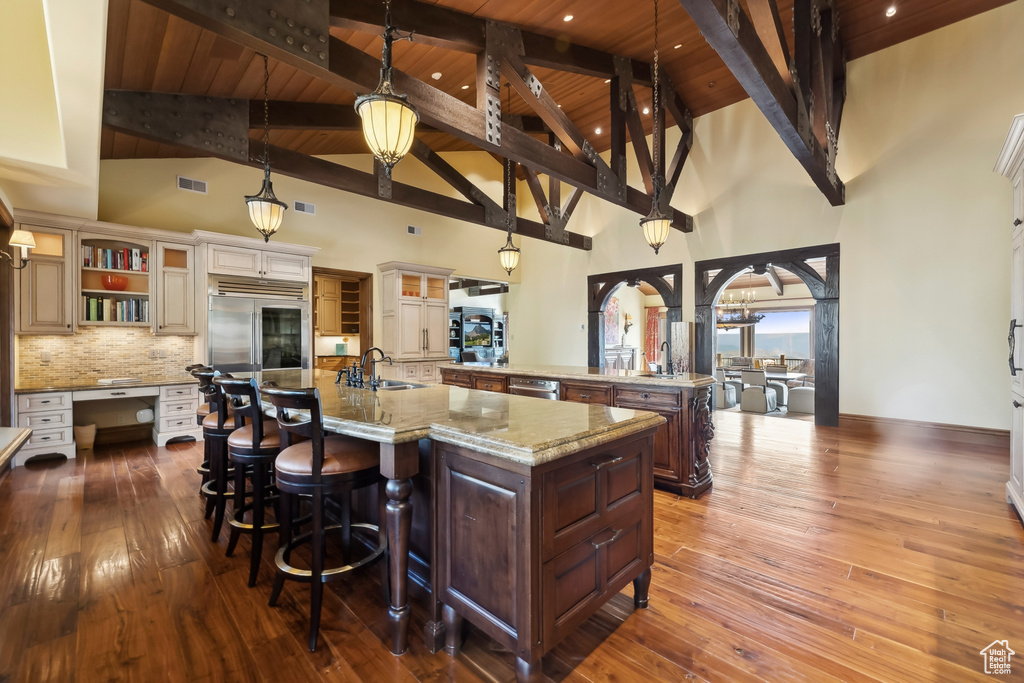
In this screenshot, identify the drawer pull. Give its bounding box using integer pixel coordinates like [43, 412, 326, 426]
[589, 455, 623, 469]
[41, 400, 51, 404]
[641, 393, 651, 400]
[111, 391, 126, 396]
[579, 394, 591, 399]
[40, 418, 52, 423]
[40, 436, 52, 441]
[590, 528, 623, 548]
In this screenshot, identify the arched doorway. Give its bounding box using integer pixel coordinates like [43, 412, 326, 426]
[587, 264, 683, 369]
[694, 244, 840, 426]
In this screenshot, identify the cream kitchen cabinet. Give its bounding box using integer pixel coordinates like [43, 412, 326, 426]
[997, 112, 1024, 527]
[378, 262, 454, 361]
[207, 243, 309, 282]
[15, 225, 75, 335]
[155, 242, 195, 335]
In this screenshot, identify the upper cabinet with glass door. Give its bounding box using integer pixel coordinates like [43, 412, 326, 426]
[15, 225, 76, 335]
[397, 271, 448, 302]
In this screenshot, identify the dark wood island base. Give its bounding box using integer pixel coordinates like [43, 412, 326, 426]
[423, 427, 659, 682]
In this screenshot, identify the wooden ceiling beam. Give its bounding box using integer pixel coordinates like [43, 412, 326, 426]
[328, 0, 654, 86]
[103, 89, 591, 250]
[410, 138, 505, 225]
[522, 167, 552, 226]
[675, 0, 845, 206]
[747, 0, 792, 88]
[765, 264, 784, 295]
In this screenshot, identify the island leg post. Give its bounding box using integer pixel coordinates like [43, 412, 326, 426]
[633, 567, 652, 608]
[442, 604, 463, 656]
[381, 441, 419, 656]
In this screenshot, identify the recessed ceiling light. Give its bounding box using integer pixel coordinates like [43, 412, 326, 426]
[604, 79, 611, 84]
[885, 6, 896, 17]
[595, 127, 602, 134]
[431, 72, 443, 80]
[461, 84, 469, 90]
[643, 107, 650, 115]
[557, 104, 562, 108]
[564, 14, 574, 22]
[707, 80, 716, 88]
[674, 44, 682, 49]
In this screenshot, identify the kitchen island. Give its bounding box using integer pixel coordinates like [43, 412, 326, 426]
[249, 369, 663, 681]
[440, 363, 717, 498]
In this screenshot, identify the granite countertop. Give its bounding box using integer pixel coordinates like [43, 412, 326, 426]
[444, 362, 716, 389]
[15, 374, 199, 394]
[0, 427, 32, 469]
[247, 369, 665, 467]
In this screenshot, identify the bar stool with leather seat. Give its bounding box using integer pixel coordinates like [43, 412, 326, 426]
[214, 376, 282, 587]
[262, 384, 386, 652]
[189, 366, 215, 491]
[202, 372, 249, 542]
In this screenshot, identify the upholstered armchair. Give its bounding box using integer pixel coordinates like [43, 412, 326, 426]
[740, 369, 778, 413]
[714, 368, 740, 409]
[764, 363, 789, 407]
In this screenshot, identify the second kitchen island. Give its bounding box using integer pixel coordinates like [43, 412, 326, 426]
[440, 363, 717, 498]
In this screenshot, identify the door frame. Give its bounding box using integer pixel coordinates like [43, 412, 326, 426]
[693, 243, 840, 426]
[312, 267, 373, 355]
[587, 264, 683, 369]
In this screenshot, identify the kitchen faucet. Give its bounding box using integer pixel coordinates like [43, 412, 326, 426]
[360, 347, 392, 390]
[660, 341, 673, 375]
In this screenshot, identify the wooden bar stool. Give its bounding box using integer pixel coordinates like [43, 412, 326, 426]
[214, 376, 282, 587]
[189, 366, 215, 491]
[202, 373, 248, 542]
[262, 384, 386, 652]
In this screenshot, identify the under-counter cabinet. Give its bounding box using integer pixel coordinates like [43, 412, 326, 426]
[207, 243, 308, 282]
[15, 225, 76, 334]
[998, 112, 1024, 525]
[14, 392, 75, 465]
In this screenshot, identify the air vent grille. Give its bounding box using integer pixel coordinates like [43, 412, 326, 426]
[294, 200, 316, 215]
[177, 175, 208, 194]
[211, 277, 306, 300]
[407, 225, 422, 236]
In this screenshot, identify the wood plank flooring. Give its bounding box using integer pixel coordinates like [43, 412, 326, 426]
[1, 411, 1022, 682]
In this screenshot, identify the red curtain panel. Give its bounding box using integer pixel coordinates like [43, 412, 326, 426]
[645, 307, 660, 368]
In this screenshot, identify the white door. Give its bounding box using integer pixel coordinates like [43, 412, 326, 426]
[208, 244, 261, 277]
[156, 243, 194, 335]
[262, 251, 309, 282]
[16, 226, 74, 334]
[397, 301, 425, 358]
[1012, 230, 1024, 396]
[424, 301, 448, 357]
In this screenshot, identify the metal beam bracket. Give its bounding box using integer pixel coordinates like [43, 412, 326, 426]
[726, 0, 741, 35]
[485, 92, 502, 145]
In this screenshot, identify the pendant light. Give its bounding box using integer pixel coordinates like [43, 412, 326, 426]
[497, 83, 521, 275]
[639, 0, 671, 254]
[354, 0, 419, 177]
[498, 158, 521, 275]
[245, 54, 287, 242]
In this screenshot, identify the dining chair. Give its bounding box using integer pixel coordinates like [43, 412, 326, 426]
[740, 369, 779, 413]
[763, 364, 789, 407]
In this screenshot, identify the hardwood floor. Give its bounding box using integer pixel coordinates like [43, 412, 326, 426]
[1, 411, 1022, 682]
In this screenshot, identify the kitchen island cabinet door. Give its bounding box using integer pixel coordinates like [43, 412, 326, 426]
[613, 400, 681, 482]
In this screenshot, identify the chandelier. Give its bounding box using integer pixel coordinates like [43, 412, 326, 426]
[716, 277, 764, 330]
[245, 54, 287, 242]
[354, 0, 419, 177]
[639, 0, 671, 254]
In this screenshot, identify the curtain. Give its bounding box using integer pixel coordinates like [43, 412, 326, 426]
[644, 307, 660, 368]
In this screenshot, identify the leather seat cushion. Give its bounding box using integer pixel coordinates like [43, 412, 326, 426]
[197, 402, 234, 418]
[202, 412, 250, 430]
[275, 436, 380, 477]
[227, 420, 281, 449]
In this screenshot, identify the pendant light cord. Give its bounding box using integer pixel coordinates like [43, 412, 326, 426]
[506, 82, 514, 238]
[260, 53, 270, 173]
[652, 0, 661, 184]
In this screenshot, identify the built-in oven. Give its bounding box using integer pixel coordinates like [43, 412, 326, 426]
[508, 378, 560, 400]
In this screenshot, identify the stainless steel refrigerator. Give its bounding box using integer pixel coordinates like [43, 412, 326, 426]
[208, 295, 310, 372]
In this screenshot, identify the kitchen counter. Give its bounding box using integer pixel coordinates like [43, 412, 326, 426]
[453, 361, 716, 388]
[15, 374, 198, 393]
[248, 369, 665, 467]
[0, 428, 32, 471]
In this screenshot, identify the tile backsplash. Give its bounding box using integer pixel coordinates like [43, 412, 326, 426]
[16, 327, 197, 387]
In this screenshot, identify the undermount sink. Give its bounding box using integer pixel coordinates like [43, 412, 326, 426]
[378, 380, 427, 391]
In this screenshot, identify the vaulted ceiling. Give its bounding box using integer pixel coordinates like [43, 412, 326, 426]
[101, 0, 1012, 161]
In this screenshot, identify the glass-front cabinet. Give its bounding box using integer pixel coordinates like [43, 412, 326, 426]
[15, 225, 75, 334]
[398, 272, 447, 302]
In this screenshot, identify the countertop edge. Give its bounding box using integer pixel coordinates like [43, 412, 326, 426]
[0, 428, 32, 470]
[15, 378, 199, 394]
[427, 412, 667, 466]
[442, 364, 715, 388]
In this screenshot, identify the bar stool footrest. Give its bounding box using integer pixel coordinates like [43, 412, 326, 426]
[275, 522, 385, 583]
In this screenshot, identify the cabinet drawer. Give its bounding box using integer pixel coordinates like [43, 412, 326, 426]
[542, 510, 646, 646]
[542, 441, 646, 561]
[562, 383, 612, 405]
[17, 392, 72, 413]
[160, 399, 199, 417]
[159, 384, 198, 401]
[18, 410, 72, 430]
[26, 426, 74, 450]
[442, 370, 472, 387]
[614, 386, 681, 407]
[419, 362, 435, 380]
[74, 386, 160, 401]
[472, 375, 507, 393]
[159, 414, 196, 432]
[401, 363, 420, 380]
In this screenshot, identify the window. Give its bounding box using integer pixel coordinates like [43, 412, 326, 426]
[753, 309, 812, 358]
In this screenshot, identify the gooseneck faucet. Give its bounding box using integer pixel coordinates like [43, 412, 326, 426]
[360, 347, 392, 390]
[660, 340, 673, 375]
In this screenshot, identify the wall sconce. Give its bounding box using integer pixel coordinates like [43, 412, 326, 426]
[623, 313, 634, 336]
[0, 230, 36, 270]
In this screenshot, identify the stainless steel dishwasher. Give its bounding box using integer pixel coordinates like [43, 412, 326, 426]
[508, 377, 560, 400]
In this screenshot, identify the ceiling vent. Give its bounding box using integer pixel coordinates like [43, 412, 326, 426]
[407, 225, 422, 236]
[176, 175, 207, 194]
[294, 200, 316, 215]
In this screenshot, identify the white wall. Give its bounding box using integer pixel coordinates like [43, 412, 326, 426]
[90, 2, 1024, 429]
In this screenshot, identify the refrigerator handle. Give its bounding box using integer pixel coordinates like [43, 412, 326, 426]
[252, 312, 258, 366]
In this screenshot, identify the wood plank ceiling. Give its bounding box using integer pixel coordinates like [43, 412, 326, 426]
[101, 0, 1012, 161]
